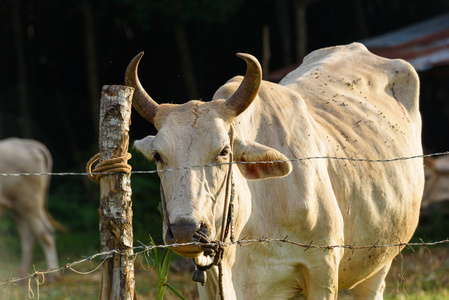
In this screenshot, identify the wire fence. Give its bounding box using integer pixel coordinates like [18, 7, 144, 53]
[0, 151, 448, 177]
[0, 150, 448, 290]
[1, 237, 448, 286]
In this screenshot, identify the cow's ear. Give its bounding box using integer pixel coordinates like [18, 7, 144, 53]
[134, 135, 155, 161]
[233, 138, 292, 180]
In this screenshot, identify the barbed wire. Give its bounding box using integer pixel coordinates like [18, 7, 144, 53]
[1, 237, 448, 286]
[0, 151, 448, 177]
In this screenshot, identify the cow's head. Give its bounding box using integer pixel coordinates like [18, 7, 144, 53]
[126, 52, 292, 262]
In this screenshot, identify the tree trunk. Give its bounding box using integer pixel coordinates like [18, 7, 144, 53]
[97, 85, 135, 300]
[262, 25, 271, 74]
[171, 0, 199, 99]
[275, 0, 293, 66]
[352, 0, 370, 38]
[293, 0, 308, 63]
[11, 0, 32, 137]
[0, 95, 2, 138]
[83, 0, 100, 140]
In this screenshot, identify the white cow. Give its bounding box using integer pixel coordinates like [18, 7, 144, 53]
[127, 43, 424, 299]
[0, 138, 61, 281]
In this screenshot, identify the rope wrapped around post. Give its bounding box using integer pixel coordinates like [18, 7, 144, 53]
[86, 153, 132, 183]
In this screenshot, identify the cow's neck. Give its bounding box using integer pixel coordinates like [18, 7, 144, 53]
[229, 85, 316, 236]
[206, 80, 319, 298]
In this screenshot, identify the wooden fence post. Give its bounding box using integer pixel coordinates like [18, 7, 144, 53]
[97, 85, 135, 300]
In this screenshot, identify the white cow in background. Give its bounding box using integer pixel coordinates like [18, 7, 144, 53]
[0, 138, 62, 281]
[127, 43, 424, 299]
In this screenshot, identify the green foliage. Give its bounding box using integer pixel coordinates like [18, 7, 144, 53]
[427, 208, 449, 240]
[0, 211, 21, 262]
[413, 207, 449, 243]
[149, 236, 187, 300]
[130, 148, 165, 243]
[48, 177, 98, 231]
[43, 175, 100, 256]
[114, 0, 243, 29]
[0, 210, 17, 235]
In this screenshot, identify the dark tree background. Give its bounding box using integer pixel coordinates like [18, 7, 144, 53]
[1, 0, 449, 263]
[1, 0, 448, 171]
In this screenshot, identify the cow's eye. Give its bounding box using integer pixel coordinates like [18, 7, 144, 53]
[219, 147, 230, 157]
[152, 151, 163, 163]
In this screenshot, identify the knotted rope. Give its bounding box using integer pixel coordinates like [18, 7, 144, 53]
[86, 153, 132, 183]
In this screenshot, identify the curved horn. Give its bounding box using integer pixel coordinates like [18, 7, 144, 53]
[226, 53, 262, 117]
[125, 52, 159, 123]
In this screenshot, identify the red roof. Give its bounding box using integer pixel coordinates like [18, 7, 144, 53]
[362, 13, 449, 71]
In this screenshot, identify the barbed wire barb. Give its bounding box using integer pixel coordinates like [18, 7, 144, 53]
[368, 240, 380, 251]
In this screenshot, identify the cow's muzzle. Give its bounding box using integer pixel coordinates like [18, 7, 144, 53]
[165, 220, 213, 257]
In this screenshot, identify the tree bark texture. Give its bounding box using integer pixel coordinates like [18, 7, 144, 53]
[98, 85, 135, 300]
[275, 0, 293, 66]
[12, 0, 32, 138]
[293, 0, 308, 63]
[171, 0, 199, 99]
[83, 0, 100, 141]
[262, 25, 271, 74]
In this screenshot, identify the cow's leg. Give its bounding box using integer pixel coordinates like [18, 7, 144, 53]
[16, 208, 60, 282]
[28, 212, 60, 282]
[351, 261, 392, 300]
[305, 273, 339, 299]
[14, 213, 36, 278]
[304, 251, 340, 300]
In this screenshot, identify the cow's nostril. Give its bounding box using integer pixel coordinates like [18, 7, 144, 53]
[165, 226, 175, 243]
[193, 222, 211, 243]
